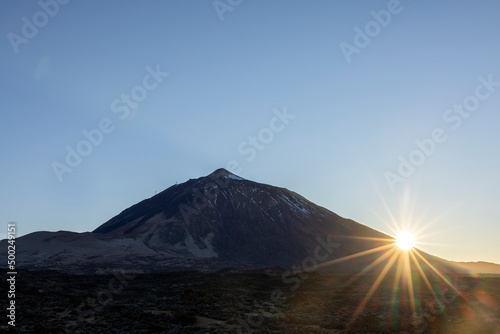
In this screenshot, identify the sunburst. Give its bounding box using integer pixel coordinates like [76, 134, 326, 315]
[299, 172, 487, 331]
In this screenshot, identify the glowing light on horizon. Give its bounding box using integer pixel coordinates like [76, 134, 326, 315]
[396, 232, 415, 251]
[317, 167, 474, 331]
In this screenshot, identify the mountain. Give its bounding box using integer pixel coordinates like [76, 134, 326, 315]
[452, 261, 500, 275]
[2, 168, 499, 275]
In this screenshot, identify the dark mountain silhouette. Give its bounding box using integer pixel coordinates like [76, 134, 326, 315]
[2, 168, 499, 275]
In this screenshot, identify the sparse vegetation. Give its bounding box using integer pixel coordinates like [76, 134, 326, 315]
[1, 269, 499, 333]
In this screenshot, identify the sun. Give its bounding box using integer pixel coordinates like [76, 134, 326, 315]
[396, 232, 415, 250]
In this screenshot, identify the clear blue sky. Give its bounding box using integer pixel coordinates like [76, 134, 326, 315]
[1, 0, 500, 264]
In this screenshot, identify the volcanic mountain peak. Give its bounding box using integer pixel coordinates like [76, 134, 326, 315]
[207, 168, 245, 181]
[4, 168, 500, 275]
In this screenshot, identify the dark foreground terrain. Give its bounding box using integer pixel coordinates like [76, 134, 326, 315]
[1, 269, 500, 333]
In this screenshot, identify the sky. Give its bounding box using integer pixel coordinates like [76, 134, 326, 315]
[1, 0, 500, 264]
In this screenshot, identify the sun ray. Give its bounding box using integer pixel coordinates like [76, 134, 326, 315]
[349, 249, 400, 323]
[412, 244, 500, 330]
[413, 249, 464, 298]
[403, 182, 421, 232]
[332, 235, 395, 243]
[345, 246, 398, 286]
[363, 166, 401, 236]
[391, 252, 405, 301]
[409, 250, 437, 298]
[370, 209, 400, 238]
[311, 243, 395, 272]
[412, 198, 467, 238]
[403, 250, 416, 317]
[389, 251, 405, 326]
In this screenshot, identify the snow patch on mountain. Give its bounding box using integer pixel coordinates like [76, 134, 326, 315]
[279, 193, 311, 216]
